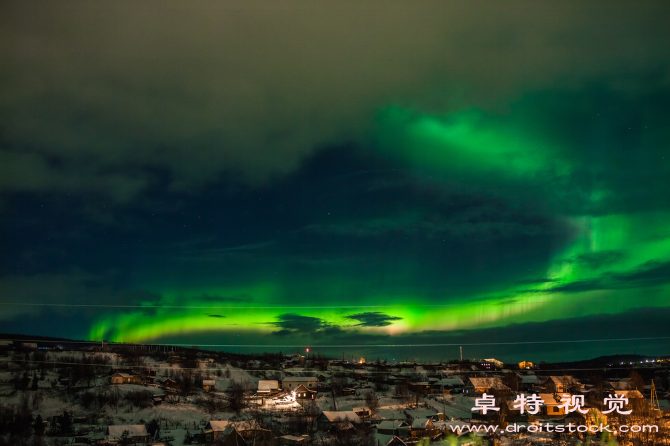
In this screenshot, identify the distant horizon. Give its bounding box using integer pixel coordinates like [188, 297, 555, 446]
[3, 331, 668, 366]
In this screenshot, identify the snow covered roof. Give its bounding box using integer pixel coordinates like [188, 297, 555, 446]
[258, 380, 279, 390]
[206, 420, 232, 432]
[549, 375, 580, 386]
[434, 378, 464, 386]
[612, 390, 644, 399]
[319, 411, 360, 423]
[377, 420, 399, 430]
[410, 418, 433, 429]
[539, 393, 568, 406]
[467, 377, 509, 390]
[294, 384, 316, 393]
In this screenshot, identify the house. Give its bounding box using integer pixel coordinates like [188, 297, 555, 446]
[110, 372, 141, 385]
[463, 377, 510, 394]
[518, 361, 535, 369]
[565, 408, 608, 429]
[387, 437, 407, 446]
[405, 418, 436, 437]
[535, 393, 569, 418]
[235, 420, 272, 443]
[205, 420, 232, 437]
[161, 378, 179, 392]
[503, 393, 571, 419]
[316, 411, 360, 431]
[202, 420, 269, 444]
[202, 379, 216, 392]
[432, 378, 464, 393]
[408, 382, 432, 394]
[205, 425, 247, 445]
[609, 390, 645, 412]
[612, 389, 644, 400]
[352, 406, 372, 418]
[293, 384, 317, 400]
[257, 380, 280, 396]
[282, 376, 319, 392]
[521, 374, 538, 390]
[505, 400, 529, 422]
[546, 376, 581, 394]
[107, 425, 149, 444]
[142, 368, 157, 385]
[481, 358, 504, 369]
[376, 420, 400, 435]
[203, 421, 247, 444]
[279, 435, 306, 445]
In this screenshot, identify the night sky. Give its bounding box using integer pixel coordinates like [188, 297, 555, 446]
[1, 1, 670, 362]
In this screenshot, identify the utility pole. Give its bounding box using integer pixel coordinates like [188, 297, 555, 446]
[651, 380, 660, 411]
[460, 346, 462, 362]
[442, 383, 446, 416]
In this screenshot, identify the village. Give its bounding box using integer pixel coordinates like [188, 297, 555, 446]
[0, 340, 669, 446]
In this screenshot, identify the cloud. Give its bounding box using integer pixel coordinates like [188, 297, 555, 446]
[542, 259, 670, 294]
[208, 314, 225, 318]
[270, 313, 344, 336]
[570, 250, 626, 269]
[1, 1, 669, 201]
[345, 312, 402, 327]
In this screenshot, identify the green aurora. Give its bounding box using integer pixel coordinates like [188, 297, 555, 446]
[88, 107, 670, 346]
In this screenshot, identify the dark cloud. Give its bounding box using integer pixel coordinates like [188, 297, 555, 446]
[208, 314, 225, 318]
[617, 260, 670, 286]
[542, 260, 670, 294]
[570, 250, 626, 269]
[1, 1, 669, 201]
[345, 312, 403, 327]
[271, 314, 329, 336]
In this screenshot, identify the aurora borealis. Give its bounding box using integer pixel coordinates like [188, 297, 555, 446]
[1, 1, 670, 362]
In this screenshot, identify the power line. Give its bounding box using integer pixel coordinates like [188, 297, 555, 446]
[3, 336, 670, 348]
[2, 302, 500, 309]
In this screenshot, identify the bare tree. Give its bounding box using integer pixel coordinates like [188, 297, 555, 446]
[395, 382, 413, 408]
[226, 379, 250, 414]
[628, 370, 645, 391]
[364, 391, 379, 415]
